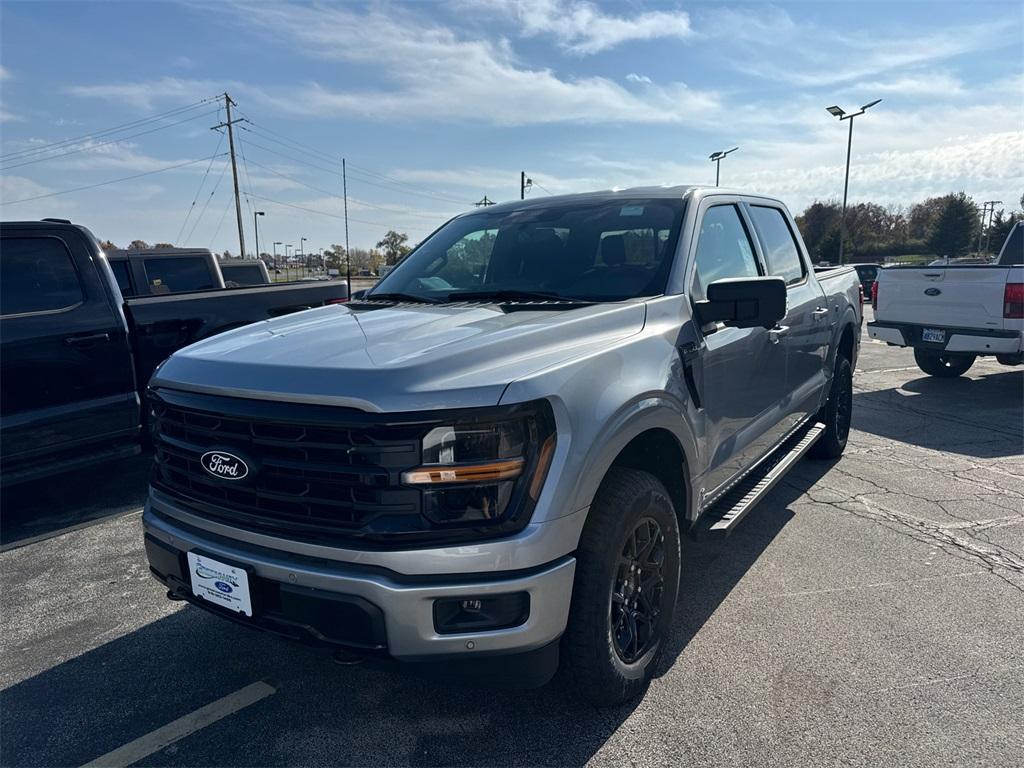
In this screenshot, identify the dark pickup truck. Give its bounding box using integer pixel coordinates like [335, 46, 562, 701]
[0, 219, 349, 484]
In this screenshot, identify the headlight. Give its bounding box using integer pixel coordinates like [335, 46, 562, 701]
[401, 401, 556, 527]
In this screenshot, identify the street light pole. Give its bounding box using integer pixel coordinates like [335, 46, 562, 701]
[300, 236, 307, 274]
[980, 201, 1002, 254]
[708, 147, 739, 187]
[273, 241, 281, 273]
[520, 171, 532, 200]
[826, 99, 881, 266]
[253, 211, 265, 261]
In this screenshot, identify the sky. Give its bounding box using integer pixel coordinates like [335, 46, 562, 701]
[1, 0, 1022, 255]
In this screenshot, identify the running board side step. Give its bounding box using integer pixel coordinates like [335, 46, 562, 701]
[697, 422, 826, 535]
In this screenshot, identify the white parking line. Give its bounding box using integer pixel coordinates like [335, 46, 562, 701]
[80, 681, 276, 768]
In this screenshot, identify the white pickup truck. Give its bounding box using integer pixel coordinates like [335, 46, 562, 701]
[868, 222, 1023, 376]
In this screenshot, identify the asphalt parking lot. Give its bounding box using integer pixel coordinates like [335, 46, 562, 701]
[2, 313, 1022, 768]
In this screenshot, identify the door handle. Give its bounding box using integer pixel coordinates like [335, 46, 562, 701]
[65, 332, 111, 347]
[769, 325, 790, 344]
[812, 307, 830, 321]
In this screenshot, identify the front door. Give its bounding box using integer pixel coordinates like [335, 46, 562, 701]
[688, 203, 789, 494]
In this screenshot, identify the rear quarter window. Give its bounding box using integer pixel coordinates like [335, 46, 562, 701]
[0, 236, 85, 316]
[142, 257, 215, 294]
[749, 205, 806, 285]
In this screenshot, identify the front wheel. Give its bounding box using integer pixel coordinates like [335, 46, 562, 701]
[563, 468, 681, 706]
[914, 349, 975, 378]
[809, 355, 853, 459]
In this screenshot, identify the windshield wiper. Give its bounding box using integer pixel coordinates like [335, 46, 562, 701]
[447, 289, 588, 303]
[362, 292, 441, 304]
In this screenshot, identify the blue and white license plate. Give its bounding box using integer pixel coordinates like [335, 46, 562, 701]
[922, 328, 946, 344]
[187, 552, 253, 617]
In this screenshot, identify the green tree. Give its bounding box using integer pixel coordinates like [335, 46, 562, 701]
[376, 230, 411, 266]
[796, 200, 841, 258]
[927, 192, 980, 257]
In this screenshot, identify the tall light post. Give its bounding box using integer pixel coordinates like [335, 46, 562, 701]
[827, 99, 882, 265]
[709, 147, 738, 187]
[273, 241, 282, 273]
[252, 211, 265, 261]
[300, 236, 308, 274]
[286, 244, 294, 281]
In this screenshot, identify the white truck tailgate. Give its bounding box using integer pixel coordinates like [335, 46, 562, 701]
[877, 266, 1012, 330]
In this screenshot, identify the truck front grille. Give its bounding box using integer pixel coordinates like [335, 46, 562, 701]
[149, 389, 436, 544]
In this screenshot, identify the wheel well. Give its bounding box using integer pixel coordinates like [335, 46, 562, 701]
[607, 429, 688, 526]
[837, 323, 855, 364]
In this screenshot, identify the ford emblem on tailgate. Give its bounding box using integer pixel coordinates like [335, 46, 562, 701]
[200, 451, 249, 480]
[924, 287, 942, 296]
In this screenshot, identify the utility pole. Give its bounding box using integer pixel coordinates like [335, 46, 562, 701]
[343, 158, 351, 298]
[981, 200, 1002, 254]
[211, 93, 246, 258]
[475, 196, 495, 207]
[520, 171, 532, 200]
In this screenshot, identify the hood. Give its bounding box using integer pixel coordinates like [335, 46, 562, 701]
[152, 301, 647, 412]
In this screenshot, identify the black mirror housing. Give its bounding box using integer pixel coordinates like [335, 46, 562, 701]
[351, 289, 368, 300]
[696, 276, 787, 330]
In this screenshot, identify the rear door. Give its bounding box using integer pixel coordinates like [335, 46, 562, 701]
[877, 266, 1012, 331]
[746, 203, 829, 422]
[687, 201, 790, 494]
[0, 227, 139, 464]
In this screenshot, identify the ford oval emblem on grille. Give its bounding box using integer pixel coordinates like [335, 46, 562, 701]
[924, 287, 942, 296]
[200, 451, 249, 480]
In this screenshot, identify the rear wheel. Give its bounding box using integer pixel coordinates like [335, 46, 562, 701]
[914, 349, 975, 378]
[809, 355, 853, 459]
[563, 468, 681, 706]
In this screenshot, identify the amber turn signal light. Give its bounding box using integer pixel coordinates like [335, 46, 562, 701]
[401, 458, 525, 485]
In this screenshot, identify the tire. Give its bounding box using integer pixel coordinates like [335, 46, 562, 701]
[809, 355, 853, 459]
[563, 467, 681, 706]
[914, 348, 975, 378]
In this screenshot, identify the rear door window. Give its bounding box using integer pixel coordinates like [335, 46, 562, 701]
[749, 206, 806, 285]
[1, 237, 85, 315]
[691, 205, 760, 300]
[142, 257, 215, 294]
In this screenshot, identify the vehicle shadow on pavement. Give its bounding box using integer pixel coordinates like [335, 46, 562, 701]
[0, 453, 152, 548]
[852, 369, 1024, 458]
[1, 462, 834, 768]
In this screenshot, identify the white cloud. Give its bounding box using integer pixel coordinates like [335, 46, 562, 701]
[492, 0, 693, 55]
[626, 73, 652, 85]
[0, 65, 11, 81]
[119, 3, 717, 126]
[703, 7, 1014, 87]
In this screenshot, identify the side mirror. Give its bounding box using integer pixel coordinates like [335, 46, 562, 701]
[351, 289, 368, 300]
[696, 276, 786, 330]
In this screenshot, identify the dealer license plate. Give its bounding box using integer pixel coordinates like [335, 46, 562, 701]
[921, 328, 946, 344]
[187, 552, 253, 617]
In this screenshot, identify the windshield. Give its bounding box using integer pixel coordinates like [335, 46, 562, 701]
[370, 198, 686, 303]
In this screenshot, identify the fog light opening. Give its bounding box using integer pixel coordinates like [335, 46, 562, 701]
[433, 592, 530, 635]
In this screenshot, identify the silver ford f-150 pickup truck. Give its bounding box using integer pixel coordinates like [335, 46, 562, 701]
[143, 186, 862, 704]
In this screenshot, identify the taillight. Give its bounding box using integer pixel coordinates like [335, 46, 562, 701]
[858, 285, 864, 310]
[871, 280, 879, 310]
[1004, 283, 1024, 319]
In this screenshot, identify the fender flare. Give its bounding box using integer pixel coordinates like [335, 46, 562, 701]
[566, 393, 701, 524]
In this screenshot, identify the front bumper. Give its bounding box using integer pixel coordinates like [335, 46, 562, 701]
[867, 321, 1022, 355]
[143, 504, 576, 660]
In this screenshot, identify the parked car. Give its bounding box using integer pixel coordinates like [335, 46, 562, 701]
[108, 247, 226, 297]
[0, 219, 350, 485]
[219, 258, 271, 286]
[851, 263, 880, 295]
[868, 222, 1023, 376]
[142, 186, 862, 705]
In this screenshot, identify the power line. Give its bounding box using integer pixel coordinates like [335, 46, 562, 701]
[0, 152, 229, 206]
[532, 181, 555, 196]
[175, 132, 225, 245]
[0, 98, 218, 161]
[0, 109, 220, 172]
[246, 191, 435, 231]
[239, 152, 455, 221]
[184, 153, 230, 244]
